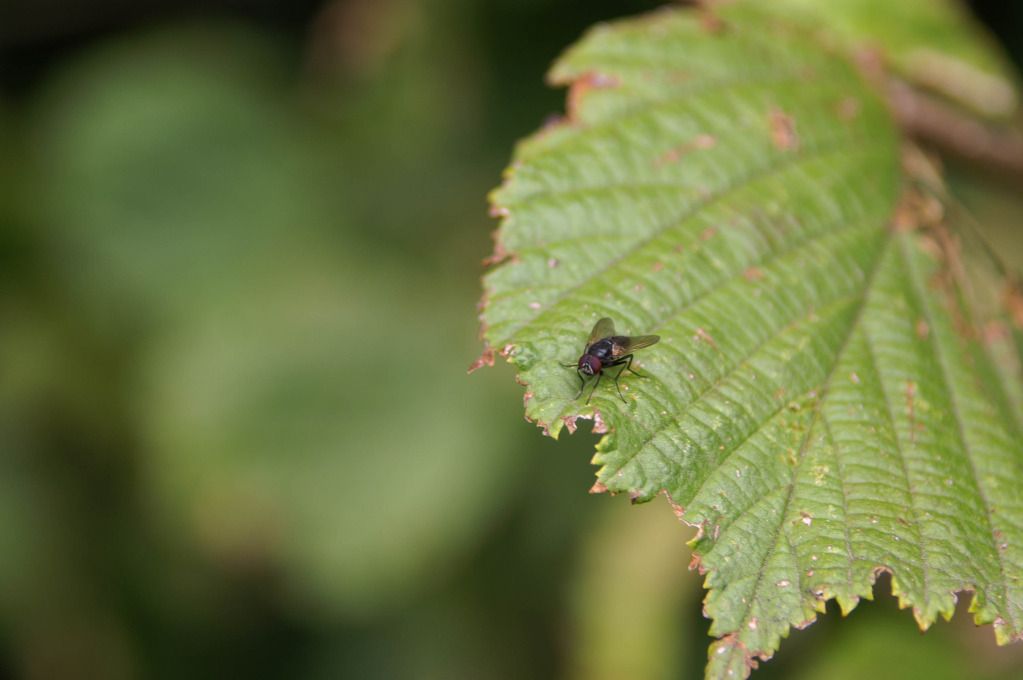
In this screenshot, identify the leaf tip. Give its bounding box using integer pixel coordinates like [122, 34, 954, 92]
[481, 235, 514, 267]
[835, 594, 862, 617]
[561, 70, 621, 123]
[467, 345, 495, 374]
[707, 634, 758, 680]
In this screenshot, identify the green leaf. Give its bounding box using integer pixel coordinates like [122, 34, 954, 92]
[477, 4, 1023, 677]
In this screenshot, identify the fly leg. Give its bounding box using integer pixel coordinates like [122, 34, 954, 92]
[620, 353, 647, 378]
[603, 360, 628, 403]
[606, 354, 644, 403]
[574, 370, 587, 399]
[586, 372, 602, 404]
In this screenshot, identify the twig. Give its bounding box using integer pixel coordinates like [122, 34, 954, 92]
[888, 80, 1023, 189]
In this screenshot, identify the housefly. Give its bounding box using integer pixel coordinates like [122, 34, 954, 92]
[563, 317, 660, 404]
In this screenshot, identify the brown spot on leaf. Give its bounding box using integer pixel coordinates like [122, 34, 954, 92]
[699, 7, 726, 34]
[743, 266, 764, 282]
[1004, 283, 1023, 329]
[655, 148, 683, 167]
[836, 96, 861, 121]
[916, 319, 930, 339]
[592, 410, 608, 434]
[983, 320, 1006, 343]
[852, 47, 886, 83]
[700, 227, 717, 241]
[768, 107, 799, 151]
[565, 71, 620, 122]
[905, 381, 919, 443]
[694, 327, 718, 349]
[654, 133, 717, 166]
[651, 261, 665, 273]
[799, 65, 818, 81]
[589, 481, 607, 495]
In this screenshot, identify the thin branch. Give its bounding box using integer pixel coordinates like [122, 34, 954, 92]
[888, 80, 1023, 188]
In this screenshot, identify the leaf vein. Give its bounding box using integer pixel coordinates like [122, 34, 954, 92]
[897, 233, 1021, 632]
[494, 140, 885, 346]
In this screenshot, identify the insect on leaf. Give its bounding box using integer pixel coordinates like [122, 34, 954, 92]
[475, 2, 1023, 678]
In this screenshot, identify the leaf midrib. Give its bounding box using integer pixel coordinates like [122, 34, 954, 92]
[709, 233, 896, 670]
[588, 221, 884, 484]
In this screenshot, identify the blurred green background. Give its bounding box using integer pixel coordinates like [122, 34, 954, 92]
[2, 1, 1023, 679]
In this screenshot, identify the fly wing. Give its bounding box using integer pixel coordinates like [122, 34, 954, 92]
[610, 334, 660, 357]
[586, 317, 616, 345]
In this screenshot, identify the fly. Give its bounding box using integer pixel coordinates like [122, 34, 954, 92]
[562, 317, 659, 404]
